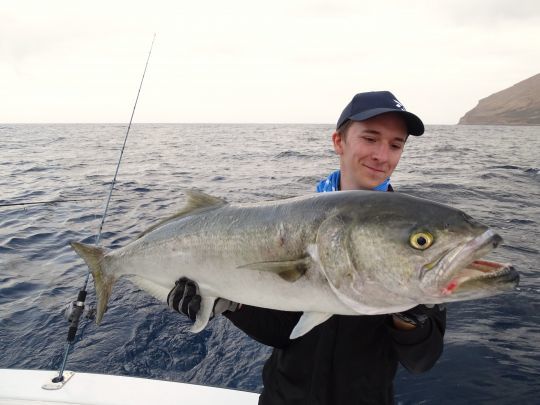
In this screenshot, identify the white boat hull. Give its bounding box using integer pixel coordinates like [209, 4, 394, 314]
[0, 369, 259, 405]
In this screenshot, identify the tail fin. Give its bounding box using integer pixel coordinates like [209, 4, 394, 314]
[70, 242, 114, 325]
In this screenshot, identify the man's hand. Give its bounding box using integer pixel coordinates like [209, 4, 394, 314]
[392, 304, 446, 330]
[167, 277, 240, 321]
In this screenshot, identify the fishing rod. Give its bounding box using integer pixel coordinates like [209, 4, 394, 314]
[50, 34, 156, 387]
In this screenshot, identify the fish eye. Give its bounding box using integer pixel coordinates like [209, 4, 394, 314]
[409, 232, 434, 250]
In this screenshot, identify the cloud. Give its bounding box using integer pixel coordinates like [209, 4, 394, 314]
[438, 0, 540, 26]
[1, 0, 539, 123]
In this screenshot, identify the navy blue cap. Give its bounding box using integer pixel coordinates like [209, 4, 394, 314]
[336, 91, 424, 136]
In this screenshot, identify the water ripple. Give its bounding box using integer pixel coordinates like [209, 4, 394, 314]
[0, 124, 538, 402]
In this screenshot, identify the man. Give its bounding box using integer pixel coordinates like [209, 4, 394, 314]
[168, 91, 446, 404]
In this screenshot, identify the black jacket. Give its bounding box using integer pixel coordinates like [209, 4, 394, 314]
[224, 184, 446, 404]
[225, 305, 445, 405]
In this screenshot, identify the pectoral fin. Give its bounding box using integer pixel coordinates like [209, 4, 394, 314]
[190, 296, 217, 333]
[239, 257, 310, 282]
[289, 312, 332, 339]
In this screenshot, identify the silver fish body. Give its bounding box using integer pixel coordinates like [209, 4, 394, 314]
[72, 190, 519, 338]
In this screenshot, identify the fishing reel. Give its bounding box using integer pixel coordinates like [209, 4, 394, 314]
[62, 290, 99, 343]
[63, 301, 82, 323]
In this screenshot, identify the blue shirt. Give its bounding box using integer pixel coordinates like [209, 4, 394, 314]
[316, 170, 390, 193]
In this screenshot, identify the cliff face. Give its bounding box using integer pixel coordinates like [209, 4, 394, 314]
[458, 73, 540, 125]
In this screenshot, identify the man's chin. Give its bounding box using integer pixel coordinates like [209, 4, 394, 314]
[356, 180, 385, 190]
[357, 174, 387, 190]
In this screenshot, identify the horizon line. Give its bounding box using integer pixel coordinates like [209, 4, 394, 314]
[1, 121, 459, 126]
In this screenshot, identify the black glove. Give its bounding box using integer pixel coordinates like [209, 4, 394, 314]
[167, 277, 240, 321]
[393, 304, 446, 328]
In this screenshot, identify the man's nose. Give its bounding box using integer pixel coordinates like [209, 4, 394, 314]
[372, 144, 389, 162]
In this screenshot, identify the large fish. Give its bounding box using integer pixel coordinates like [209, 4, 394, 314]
[71, 190, 518, 338]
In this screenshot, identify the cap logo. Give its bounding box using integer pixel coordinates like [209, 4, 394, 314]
[393, 99, 406, 111]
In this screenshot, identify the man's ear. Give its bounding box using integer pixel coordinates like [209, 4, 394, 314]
[332, 131, 344, 155]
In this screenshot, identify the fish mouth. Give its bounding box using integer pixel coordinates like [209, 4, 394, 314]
[424, 229, 519, 299]
[440, 260, 519, 296]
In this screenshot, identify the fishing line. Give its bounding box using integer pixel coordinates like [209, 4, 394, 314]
[0, 198, 100, 208]
[52, 33, 156, 385]
[516, 287, 540, 294]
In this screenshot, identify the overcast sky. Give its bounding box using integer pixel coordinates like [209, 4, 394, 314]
[2, 0, 539, 124]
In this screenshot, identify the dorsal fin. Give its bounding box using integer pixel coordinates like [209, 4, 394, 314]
[137, 190, 228, 239]
[184, 189, 228, 211]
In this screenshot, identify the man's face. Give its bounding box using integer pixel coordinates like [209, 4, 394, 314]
[332, 112, 408, 190]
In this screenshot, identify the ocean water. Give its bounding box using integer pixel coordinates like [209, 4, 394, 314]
[0, 123, 538, 403]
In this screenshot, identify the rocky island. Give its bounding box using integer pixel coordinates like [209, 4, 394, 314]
[458, 73, 540, 125]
